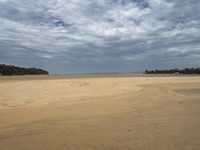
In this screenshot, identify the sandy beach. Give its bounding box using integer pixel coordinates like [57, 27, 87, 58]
[0, 75, 200, 150]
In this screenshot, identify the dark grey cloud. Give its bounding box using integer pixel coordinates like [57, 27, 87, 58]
[0, 0, 200, 74]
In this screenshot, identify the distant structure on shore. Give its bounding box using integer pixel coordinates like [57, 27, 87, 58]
[145, 68, 200, 74]
[0, 64, 49, 76]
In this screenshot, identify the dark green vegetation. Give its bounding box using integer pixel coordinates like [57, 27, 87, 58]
[145, 68, 200, 74]
[0, 64, 49, 76]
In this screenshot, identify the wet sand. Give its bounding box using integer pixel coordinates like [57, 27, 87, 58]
[0, 76, 200, 150]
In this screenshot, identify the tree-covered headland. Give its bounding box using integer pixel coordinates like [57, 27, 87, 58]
[0, 64, 49, 76]
[145, 68, 200, 74]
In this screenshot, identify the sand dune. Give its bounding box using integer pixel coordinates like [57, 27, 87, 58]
[0, 76, 200, 150]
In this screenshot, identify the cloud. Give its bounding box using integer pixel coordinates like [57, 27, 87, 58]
[0, 0, 200, 74]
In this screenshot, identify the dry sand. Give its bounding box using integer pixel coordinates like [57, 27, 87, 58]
[0, 75, 200, 150]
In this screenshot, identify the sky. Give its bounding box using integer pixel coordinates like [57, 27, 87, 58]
[0, 0, 200, 74]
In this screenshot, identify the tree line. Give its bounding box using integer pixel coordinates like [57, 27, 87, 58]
[0, 64, 49, 76]
[145, 68, 200, 74]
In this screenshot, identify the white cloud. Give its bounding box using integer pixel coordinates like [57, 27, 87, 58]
[0, 0, 200, 73]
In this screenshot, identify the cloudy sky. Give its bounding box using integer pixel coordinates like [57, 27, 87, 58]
[0, 0, 200, 74]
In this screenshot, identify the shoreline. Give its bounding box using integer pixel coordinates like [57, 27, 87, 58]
[0, 73, 200, 81]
